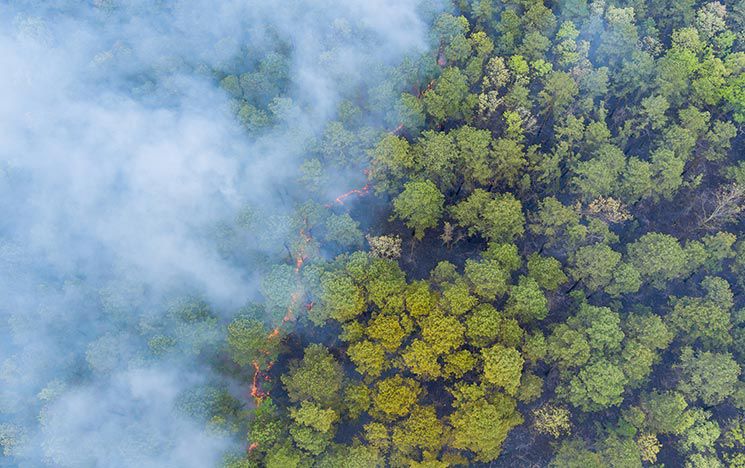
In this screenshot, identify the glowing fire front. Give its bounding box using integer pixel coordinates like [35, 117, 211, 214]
[247, 173, 377, 452]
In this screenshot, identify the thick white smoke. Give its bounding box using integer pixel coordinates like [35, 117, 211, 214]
[0, 1, 435, 466]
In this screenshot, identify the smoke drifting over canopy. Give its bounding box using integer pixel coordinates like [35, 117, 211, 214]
[0, 1, 435, 466]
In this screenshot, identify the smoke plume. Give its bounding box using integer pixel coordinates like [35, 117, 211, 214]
[0, 1, 435, 465]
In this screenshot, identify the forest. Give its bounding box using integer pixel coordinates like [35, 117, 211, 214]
[0, 0, 744, 467]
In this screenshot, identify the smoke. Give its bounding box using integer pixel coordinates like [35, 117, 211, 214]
[0, 1, 435, 466]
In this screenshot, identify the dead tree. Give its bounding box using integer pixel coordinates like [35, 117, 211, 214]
[697, 183, 745, 231]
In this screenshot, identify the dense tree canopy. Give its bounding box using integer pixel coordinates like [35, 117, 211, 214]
[210, 1, 745, 466]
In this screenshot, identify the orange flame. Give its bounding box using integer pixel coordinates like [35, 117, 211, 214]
[250, 360, 266, 401]
[287, 291, 301, 316]
[437, 45, 447, 67]
[267, 307, 294, 339]
[247, 216, 315, 453]
[294, 227, 312, 271]
[324, 168, 373, 208]
[417, 79, 436, 98]
[332, 183, 370, 206]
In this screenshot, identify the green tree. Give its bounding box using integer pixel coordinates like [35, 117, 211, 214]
[288, 403, 339, 456]
[415, 131, 457, 189]
[395, 93, 426, 132]
[451, 189, 525, 242]
[599, 433, 643, 468]
[675, 347, 741, 406]
[290, 401, 338, 432]
[343, 384, 371, 420]
[226, 316, 280, 368]
[289, 422, 334, 455]
[441, 279, 478, 315]
[668, 277, 733, 349]
[449, 396, 524, 462]
[420, 311, 465, 354]
[220, 75, 242, 98]
[443, 349, 477, 378]
[569, 304, 624, 353]
[372, 376, 422, 420]
[621, 340, 658, 388]
[366, 259, 407, 314]
[324, 213, 363, 247]
[523, 331, 548, 362]
[261, 265, 299, 318]
[316, 444, 384, 468]
[282, 344, 344, 408]
[650, 148, 686, 200]
[391, 406, 444, 456]
[573, 144, 626, 199]
[369, 135, 414, 195]
[423, 67, 474, 123]
[367, 312, 410, 353]
[248, 398, 284, 449]
[639, 391, 695, 435]
[393, 180, 445, 240]
[677, 408, 721, 455]
[621, 158, 654, 202]
[570, 243, 621, 291]
[517, 371, 544, 403]
[606, 262, 642, 296]
[464, 259, 510, 300]
[432, 13, 470, 50]
[483, 242, 522, 272]
[465, 304, 504, 348]
[539, 71, 579, 118]
[264, 442, 303, 468]
[348, 340, 386, 378]
[452, 125, 493, 188]
[550, 439, 603, 468]
[529, 197, 585, 250]
[527, 253, 568, 291]
[627, 232, 689, 288]
[482, 344, 524, 395]
[562, 358, 627, 411]
[624, 311, 674, 351]
[314, 271, 365, 325]
[597, 6, 639, 66]
[505, 276, 549, 322]
[319, 121, 365, 167]
[405, 280, 437, 318]
[402, 339, 442, 380]
[547, 324, 591, 369]
[491, 137, 528, 187]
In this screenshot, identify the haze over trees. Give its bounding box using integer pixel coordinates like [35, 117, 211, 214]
[1, 0, 744, 467]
